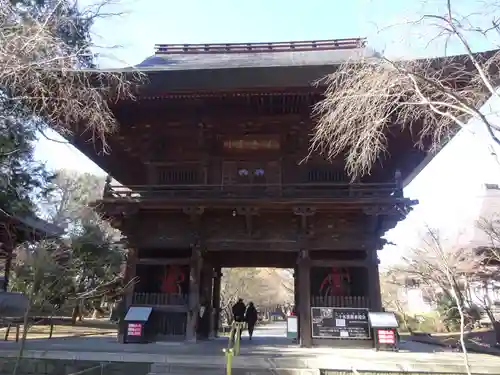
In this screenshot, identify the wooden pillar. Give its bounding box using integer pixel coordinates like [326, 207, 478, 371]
[293, 266, 299, 339]
[3, 248, 12, 292]
[186, 245, 202, 342]
[297, 249, 312, 348]
[212, 267, 222, 337]
[0, 223, 15, 292]
[182, 206, 205, 341]
[118, 246, 138, 343]
[293, 266, 299, 312]
[368, 250, 382, 311]
[362, 209, 383, 312]
[199, 262, 213, 339]
[293, 206, 315, 348]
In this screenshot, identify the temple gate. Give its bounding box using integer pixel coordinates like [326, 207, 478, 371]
[76, 38, 425, 347]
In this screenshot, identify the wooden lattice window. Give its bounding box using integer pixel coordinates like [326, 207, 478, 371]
[157, 166, 199, 185]
[307, 166, 347, 183]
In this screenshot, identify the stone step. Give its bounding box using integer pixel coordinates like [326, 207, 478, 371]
[149, 358, 500, 375]
[148, 368, 319, 375]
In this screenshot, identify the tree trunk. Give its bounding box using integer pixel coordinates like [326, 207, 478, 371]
[71, 303, 81, 325]
[494, 322, 500, 346]
[485, 308, 500, 346]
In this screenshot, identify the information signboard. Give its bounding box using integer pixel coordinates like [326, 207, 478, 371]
[368, 312, 399, 329]
[311, 307, 370, 340]
[124, 306, 152, 322]
[286, 315, 298, 339]
[127, 323, 142, 337]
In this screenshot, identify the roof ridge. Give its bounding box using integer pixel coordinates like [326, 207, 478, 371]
[154, 38, 367, 55]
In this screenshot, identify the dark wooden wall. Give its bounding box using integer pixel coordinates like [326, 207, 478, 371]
[109, 97, 411, 186]
[123, 210, 381, 254]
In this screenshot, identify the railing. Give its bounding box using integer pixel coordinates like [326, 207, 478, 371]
[131, 293, 188, 337]
[223, 321, 245, 375]
[102, 182, 399, 200]
[155, 38, 367, 55]
[150, 310, 187, 336]
[311, 295, 370, 309]
[132, 292, 188, 306]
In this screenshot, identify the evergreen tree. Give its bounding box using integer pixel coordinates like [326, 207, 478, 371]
[1, 0, 98, 216]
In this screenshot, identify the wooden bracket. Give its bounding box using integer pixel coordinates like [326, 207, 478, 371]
[293, 207, 316, 237]
[363, 205, 396, 216]
[296, 249, 310, 265]
[235, 207, 259, 237]
[183, 207, 205, 247]
[182, 206, 205, 218]
[108, 204, 139, 217]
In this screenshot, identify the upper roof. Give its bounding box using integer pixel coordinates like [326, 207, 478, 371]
[135, 38, 379, 71]
[113, 38, 380, 96]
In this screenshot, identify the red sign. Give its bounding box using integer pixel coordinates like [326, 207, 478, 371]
[127, 323, 142, 337]
[377, 329, 395, 344]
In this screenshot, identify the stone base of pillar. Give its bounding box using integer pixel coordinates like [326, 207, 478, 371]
[117, 333, 125, 344]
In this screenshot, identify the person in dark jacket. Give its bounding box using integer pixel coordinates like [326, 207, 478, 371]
[232, 299, 246, 340]
[232, 298, 246, 322]
[245, 302, 258, 340]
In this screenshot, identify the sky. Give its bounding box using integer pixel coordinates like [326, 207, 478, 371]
[33, 0, 500, 266]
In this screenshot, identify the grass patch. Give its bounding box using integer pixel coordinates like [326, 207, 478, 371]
[0, 320, 116, 341]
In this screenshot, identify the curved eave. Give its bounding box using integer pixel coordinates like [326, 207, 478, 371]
[90, 49, 499, 95]
[66, 132, 147, 186]
[134, 64, 341, 95]
[0, 211, 64, 238]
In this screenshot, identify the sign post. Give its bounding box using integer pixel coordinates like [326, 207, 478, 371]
[286, 315, 298, 341]
[368, 311, 400, 352]
[311, 307, 371, 340]
[123, 306, 153, 344]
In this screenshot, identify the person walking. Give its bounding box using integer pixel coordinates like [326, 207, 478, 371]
[231, 298, 246, 340]
[245, 302, 258, 340]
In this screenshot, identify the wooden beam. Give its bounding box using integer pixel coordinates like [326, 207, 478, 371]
[310, 259, 369, 267]
[137, 258, 190, 265]
[205, 241, 297, 252]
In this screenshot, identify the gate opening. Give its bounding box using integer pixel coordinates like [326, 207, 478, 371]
[220, 267, 295, 342]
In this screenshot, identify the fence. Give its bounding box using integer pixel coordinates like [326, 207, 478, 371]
[132, 292, 188, 305]
[311, 296, 370, 309]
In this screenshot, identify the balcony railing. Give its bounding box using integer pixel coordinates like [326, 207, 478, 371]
[102, 182, 401, 200]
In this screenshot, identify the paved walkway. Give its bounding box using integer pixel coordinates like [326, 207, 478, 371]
[1, 322, 500, 374]
[0, 321, 445, 355]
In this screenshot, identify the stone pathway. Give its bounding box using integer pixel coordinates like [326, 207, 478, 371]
[1, 322, 500, 374]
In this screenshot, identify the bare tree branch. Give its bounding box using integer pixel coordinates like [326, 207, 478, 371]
[0, 0, 143, 152]
[312, 0, 500, 178]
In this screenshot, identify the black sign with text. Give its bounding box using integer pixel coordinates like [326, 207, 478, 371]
[311, 307, 371, 340]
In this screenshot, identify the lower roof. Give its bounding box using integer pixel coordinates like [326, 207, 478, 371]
[0, 211, 63, 238]
[133, 65, 347, 96]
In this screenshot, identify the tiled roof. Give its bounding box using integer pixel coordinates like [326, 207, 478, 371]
[0, 210, 63, 238]
[135, 38, 380, 71]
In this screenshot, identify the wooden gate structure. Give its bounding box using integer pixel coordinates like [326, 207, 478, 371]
[70, 38, 457, 347]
